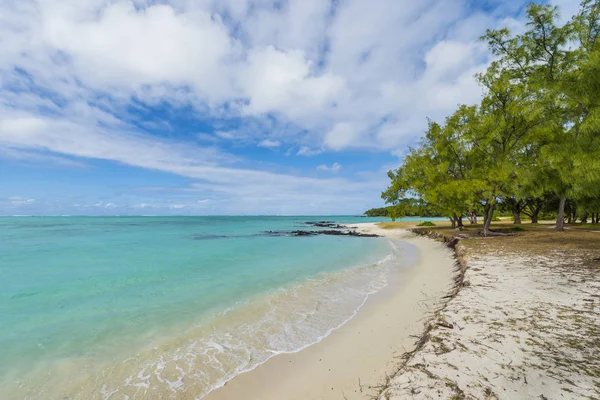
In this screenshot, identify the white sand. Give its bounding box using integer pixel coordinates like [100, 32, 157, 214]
[380, 249, 600, 399]
[204, 223, 456, 400]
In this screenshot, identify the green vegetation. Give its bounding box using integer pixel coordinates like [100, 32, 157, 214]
[417, 221, 437, 227]
[365, 199, 443, 220]
[364, 207, 391, 217]
[382, 1, 600, 235]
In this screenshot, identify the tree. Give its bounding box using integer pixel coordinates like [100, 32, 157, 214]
[383, 1, 599, 235]
[383, 112, 482, 230]
[484, 1, 600, 230]
[465, 66, 544, 235]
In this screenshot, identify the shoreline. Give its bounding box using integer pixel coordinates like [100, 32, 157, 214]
[204, 223, 456, 400]
[0, 218, 404, 400]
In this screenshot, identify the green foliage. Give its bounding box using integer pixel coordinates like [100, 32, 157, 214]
[382, 0, 600, 235]
[364, 200, 443, 221]
[364, 207, 389, 217]
[416, 221, 436, 227]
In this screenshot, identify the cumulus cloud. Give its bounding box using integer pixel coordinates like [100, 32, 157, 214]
[0, 0, 521, 151]
[324, 123, 364, 151]
[239, 46, 345, 118]
[41, 1, 236, 99]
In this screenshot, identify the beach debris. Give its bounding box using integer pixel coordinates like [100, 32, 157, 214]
[446, 238, 460, 248]
[378, 250, 600, 400]
[435, 322, 454, 329]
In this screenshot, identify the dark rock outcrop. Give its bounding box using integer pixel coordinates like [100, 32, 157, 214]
[264, 229, 379, 238]
[304, 221, 347, 229]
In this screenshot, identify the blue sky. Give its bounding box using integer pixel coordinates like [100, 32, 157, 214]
[0, 0, 579, 215]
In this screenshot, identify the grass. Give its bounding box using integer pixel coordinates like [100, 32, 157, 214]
[377, 221, 429, 230]
[565, 223, 600, 230]
[400, 221, 600, 264]
[379, 219, 597, 253]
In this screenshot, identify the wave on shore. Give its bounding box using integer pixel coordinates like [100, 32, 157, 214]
[2, 240, 406, 400]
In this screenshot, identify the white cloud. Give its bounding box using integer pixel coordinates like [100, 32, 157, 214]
[0, 104, 386, 214]
[238, 45, 345, 120]
[0, 0, 524, 154]
[317, 163, 341, 173]
[9, 197, 36, 205]
[296, 146, 323, 156]
[423, 40, 487, 83]
[324, 122, 364, 151]
[134, 203, 155, 209]
[0, 147, 88, 168]
[41, 2, 236, 100]
[0, 0, 579, 214]
[258, 139, 281, 148]
[0, 109, 237, 173]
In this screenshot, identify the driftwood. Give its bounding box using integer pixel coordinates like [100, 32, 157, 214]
[435, 322, 454, 329]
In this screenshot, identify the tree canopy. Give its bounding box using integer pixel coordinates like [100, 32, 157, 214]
[383, 1, 600, 234]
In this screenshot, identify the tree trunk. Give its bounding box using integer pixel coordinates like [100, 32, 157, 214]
[512, 201, 522, 224]
[556, 196, 566, 231]
[581, 213, 588, 224]
[469, 210, 477, 224]
[449, 217, 456, 229]
[531, 208, 540, 224]
[482, 203, 495, 237]
[451, 214, 463, 229]
[523, 198, 545, 224]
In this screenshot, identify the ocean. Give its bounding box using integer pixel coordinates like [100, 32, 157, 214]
[0, 216, 421, 399]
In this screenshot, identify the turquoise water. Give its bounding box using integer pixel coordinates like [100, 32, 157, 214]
[0, 216, 405, 399]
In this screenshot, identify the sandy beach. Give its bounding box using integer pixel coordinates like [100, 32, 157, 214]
[379, 229, 600, 400]
[205, 223, 456, 400]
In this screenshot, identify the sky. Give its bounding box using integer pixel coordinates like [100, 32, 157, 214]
[0, 0, 581, 215]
